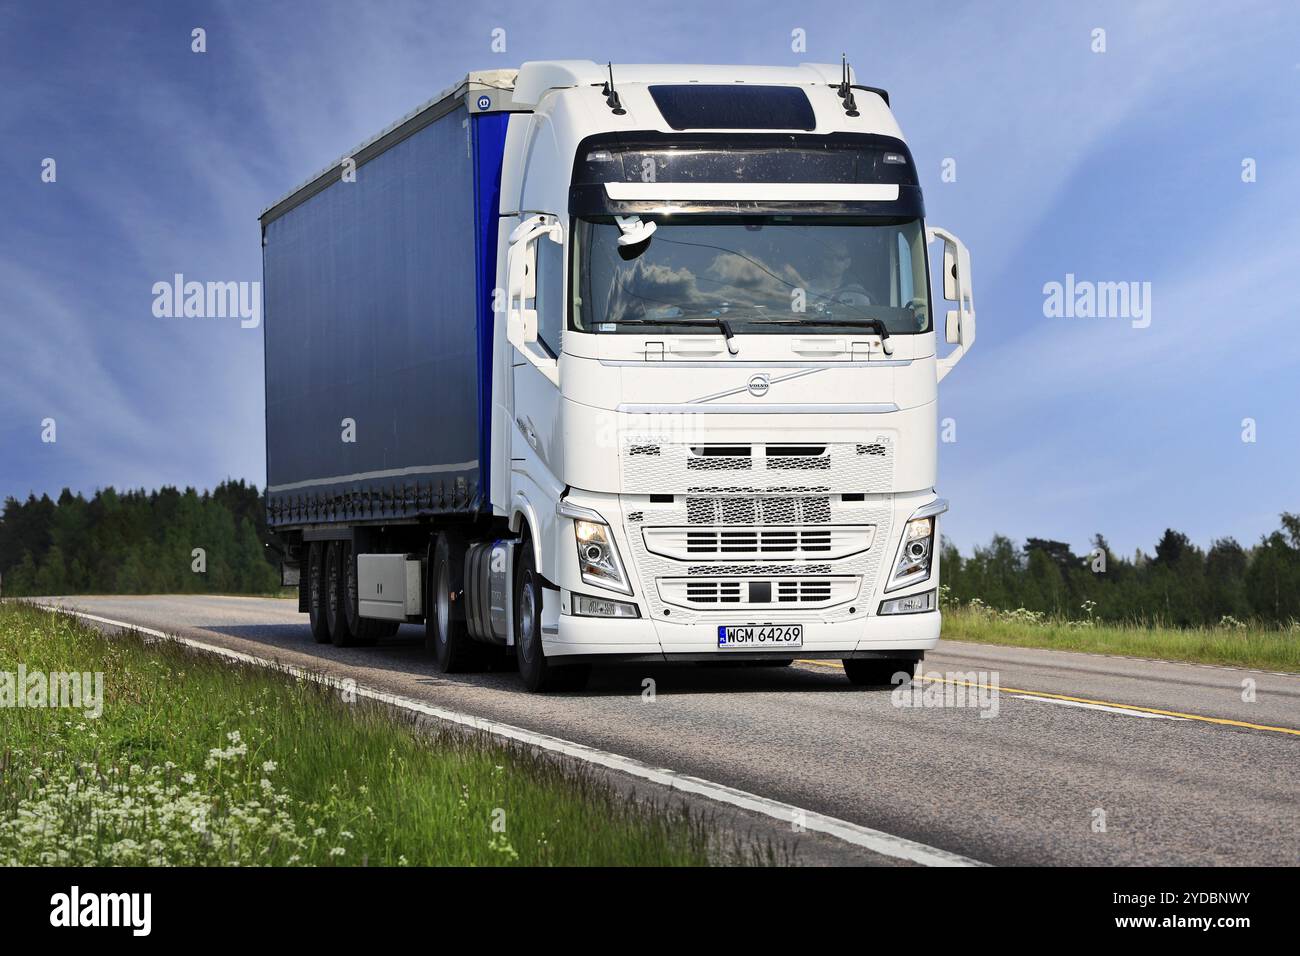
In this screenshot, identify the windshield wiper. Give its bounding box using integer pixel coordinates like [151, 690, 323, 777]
[612, 315, 740, 355]
[762, 317, 893, 354]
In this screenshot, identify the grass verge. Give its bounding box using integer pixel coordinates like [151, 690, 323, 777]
[0, 601, 726, 866]
[942, 604, 1300, 673]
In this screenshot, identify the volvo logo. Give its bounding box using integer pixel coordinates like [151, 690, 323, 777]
[747, 374, 771, 397]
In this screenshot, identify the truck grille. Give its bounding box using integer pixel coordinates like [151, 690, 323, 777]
[642, 526, 874, 561]
[618, 438, 896, 623]
[659, 576, 859, 609]
[625, 493, 893, 623]
[622, 437, 894, 495]
[686, 496, 831, 525]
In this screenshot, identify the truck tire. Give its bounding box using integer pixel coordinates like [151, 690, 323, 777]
[514, 545, 589, 693]
[326, 540, 359, 647]
[843, 657, 917, 687]
[426, 531, 484, 672]
[342, 542, 382, 646]
[307, 542, 331, 643]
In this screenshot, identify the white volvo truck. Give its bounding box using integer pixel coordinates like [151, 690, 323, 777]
[261, 60, 975, 691]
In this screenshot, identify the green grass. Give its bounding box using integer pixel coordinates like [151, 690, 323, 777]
[0, 602, 729, 866]
[942, 604, 1300, 672]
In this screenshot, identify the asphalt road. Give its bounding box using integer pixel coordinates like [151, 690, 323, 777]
[39, 594, 1300, 866]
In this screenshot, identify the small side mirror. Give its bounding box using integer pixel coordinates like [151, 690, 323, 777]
[519, 307, 538, 344]
[942, 243, 958, 301]
[927, 226, 976, 382]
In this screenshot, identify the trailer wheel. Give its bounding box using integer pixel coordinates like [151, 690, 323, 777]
[426, 532, 484, 672]
[307, 542, 330, 643]
[326, 541, 359, 647]
[842, 657, 917, 687]
[342, 543, 381, 646]
[514, 545, 589, 693]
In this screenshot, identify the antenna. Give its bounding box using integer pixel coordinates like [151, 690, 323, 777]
[602, 62, 626, 115]
[837, 53, 860, 117]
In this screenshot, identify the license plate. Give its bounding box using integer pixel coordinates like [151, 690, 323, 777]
[717, 624, 803, 649]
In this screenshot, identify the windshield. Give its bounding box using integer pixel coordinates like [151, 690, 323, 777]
[571, 217, 930, 335]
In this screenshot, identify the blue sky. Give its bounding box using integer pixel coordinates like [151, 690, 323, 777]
[1, 0, 1297, 556]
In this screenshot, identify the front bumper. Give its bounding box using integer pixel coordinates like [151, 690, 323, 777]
[547, 607, 940, 660]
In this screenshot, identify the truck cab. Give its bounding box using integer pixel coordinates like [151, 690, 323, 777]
[491, 61, 975, 688]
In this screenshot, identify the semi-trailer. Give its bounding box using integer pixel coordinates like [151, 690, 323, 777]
[261, 60, 975, 691]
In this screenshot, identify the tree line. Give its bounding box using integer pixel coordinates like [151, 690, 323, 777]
[0, 480, 280, 597]
[1, 482, 1297, 627]
[941, 515, 1300, 627]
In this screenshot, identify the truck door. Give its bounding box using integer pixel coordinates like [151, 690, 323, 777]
[507, 214, 565, 495]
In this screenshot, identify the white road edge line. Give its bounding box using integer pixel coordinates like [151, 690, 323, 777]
[40, 603, 988, 868]
[1011, 694, 1190, 720]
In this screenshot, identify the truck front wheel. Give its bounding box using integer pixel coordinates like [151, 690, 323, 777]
[307, 542, 330, 643]
[514, 546, 589, 693]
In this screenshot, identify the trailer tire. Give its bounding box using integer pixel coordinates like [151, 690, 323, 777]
[326, 540, 360, 647]
[842, 657, 917, 687]
[342, 542, 382, 646]
[515, 545, 589, 693]
[307, 542, 330, 643]
[426, 531, 484, 672]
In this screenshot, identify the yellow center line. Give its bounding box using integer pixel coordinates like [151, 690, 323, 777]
[795, 659, 1300, 737]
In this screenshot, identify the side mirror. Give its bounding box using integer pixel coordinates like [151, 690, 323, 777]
[505, 215, 562, 386]
[927, 226, 975, 382]
[942, 242, 958, 301]
[945, 308, 961, 346]
[507, 238, 538, 346]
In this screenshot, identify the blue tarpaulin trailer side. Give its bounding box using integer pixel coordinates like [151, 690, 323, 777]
[261, 104, 508, 529]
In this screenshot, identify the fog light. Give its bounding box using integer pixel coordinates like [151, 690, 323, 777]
[879, 589, 936, 615]
[572, 594, 640, 618]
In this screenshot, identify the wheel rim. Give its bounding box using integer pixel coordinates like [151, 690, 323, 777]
[327, 553, 338, 618]
[518, 573, 536, 664]
[310, 552, 321, 611]
[436, 560, 450, 645]
[345, 549, 357, 622]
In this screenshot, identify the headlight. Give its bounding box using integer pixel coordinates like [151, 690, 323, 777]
[886, 515, 935, 591]
[574, 519, 632, 594]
